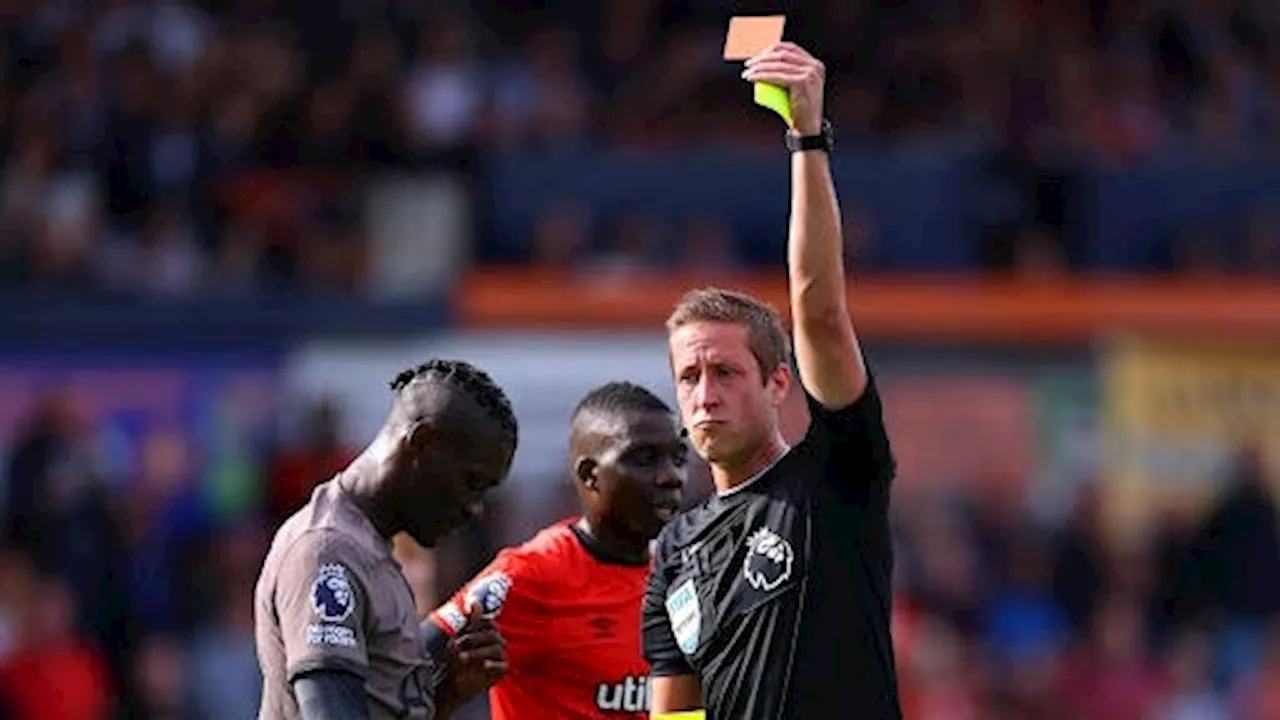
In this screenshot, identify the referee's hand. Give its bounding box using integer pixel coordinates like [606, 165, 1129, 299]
[445, 602, 509, 701]
[742, 42, 826, 136]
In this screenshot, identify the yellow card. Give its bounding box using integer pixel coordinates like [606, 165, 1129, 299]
[754, 82, 793, 127]
[654, 713, 706, 720]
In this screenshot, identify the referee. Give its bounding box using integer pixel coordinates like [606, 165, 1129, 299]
[642, 42, 901, 719]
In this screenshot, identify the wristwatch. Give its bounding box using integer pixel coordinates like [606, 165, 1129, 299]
[785, 119, 834, 154]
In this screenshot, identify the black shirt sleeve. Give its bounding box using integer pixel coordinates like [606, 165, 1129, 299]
[641, 528, 695, 677]
[293, 669, 371, 720]
[804, 372, 896, 509]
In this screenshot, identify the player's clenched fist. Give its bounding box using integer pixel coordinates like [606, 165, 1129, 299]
[741, 42, 826, 135]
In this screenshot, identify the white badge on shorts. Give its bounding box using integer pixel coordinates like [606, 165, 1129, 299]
[665, 578, 701, 656]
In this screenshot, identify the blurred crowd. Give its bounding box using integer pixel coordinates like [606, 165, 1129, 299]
[5, 385, 1280, 719]
[1, 0, 1278, 289]
[891, 446, 1280, 720]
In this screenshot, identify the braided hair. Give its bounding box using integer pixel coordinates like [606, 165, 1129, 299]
[390, 359, 518, 440]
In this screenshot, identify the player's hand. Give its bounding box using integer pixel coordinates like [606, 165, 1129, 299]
[742, 42, 826, 135]
[444, 602, 508, 702]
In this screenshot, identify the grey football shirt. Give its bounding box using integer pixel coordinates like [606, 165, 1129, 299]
[256, 481, 440, 719]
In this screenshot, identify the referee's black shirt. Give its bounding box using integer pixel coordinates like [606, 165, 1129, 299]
[642, 376, 900, 720]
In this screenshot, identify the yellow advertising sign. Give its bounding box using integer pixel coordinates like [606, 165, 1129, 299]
[1102, 339, 1280, 538]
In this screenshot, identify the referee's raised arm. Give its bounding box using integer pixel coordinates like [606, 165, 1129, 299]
[652, 43, 900, 720]
[743, 43, 868, 410]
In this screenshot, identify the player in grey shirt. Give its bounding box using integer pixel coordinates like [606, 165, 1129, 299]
[256, 359, 518, 720]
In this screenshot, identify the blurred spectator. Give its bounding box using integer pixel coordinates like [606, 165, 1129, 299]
[99, 201, 206, 295]
[292, 79, 360, 169]
[1057, 593, 1165, 720]
[1149, 502, 1209, 647]
[402, 19, 483, 158]
[265, 397, 354, 527]
[1053, 484, 1108, 634]
[1, 390, 129, 669]
[342, 26, 405, 166]
[1232, 620, 1280, 719]
[3, 391, 87, 554]
[899, 618, 984, 720]
[1157, 628, 1229, 720]
[907, 503, 985, 635]
[1193, 446, 1280, 685]
[531, 203, 592, 268]
[185, 522, 263, 719]
[678, 216, 743, 274]
[0, 564, 114, 720]
[587, 214, 669, 276]
[983, 531, 1069, 670]
[129, 634, 188, 719]
[1093, 51, 1171, 164]
[297, 212, 369, 292]
[122, 428, 209, 637]
[491, 27, 591, 147]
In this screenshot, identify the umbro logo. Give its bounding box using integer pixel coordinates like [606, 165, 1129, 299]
[588, 616, 616, 638]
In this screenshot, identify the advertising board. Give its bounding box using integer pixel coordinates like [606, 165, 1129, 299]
[1101, 339, 1280, 534]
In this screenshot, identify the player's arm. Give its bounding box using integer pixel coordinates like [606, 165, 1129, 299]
[744, 42, 865, 409]
[428, 603, 508, 720]
[294, 670, 370, 720]
[422, 553, 520, 660]
[746, 44, 895, 501]
[274, 531, 374, 717]
[422, 551, 525, 715]
[642, 532, 704, 715]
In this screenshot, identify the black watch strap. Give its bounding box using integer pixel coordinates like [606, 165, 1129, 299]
[785, 119, 834, 154]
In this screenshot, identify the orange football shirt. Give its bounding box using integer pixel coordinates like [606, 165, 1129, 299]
[429, 519, 653, 719]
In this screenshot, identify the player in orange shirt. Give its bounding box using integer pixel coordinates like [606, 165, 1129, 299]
[424, 381, 688, 719]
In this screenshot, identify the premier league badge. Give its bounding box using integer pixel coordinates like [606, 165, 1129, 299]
[311, 563, 356, 623]
[742, 527, 794, 593]
[466, 572, 512, 619]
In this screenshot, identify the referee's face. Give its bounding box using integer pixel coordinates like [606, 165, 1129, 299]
[669, 321, 784, 469]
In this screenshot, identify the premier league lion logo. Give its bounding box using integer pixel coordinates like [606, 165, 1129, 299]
[466, 572, 512, 619]
[742, 526, 794, 592]
[312, 563, 356, 623]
